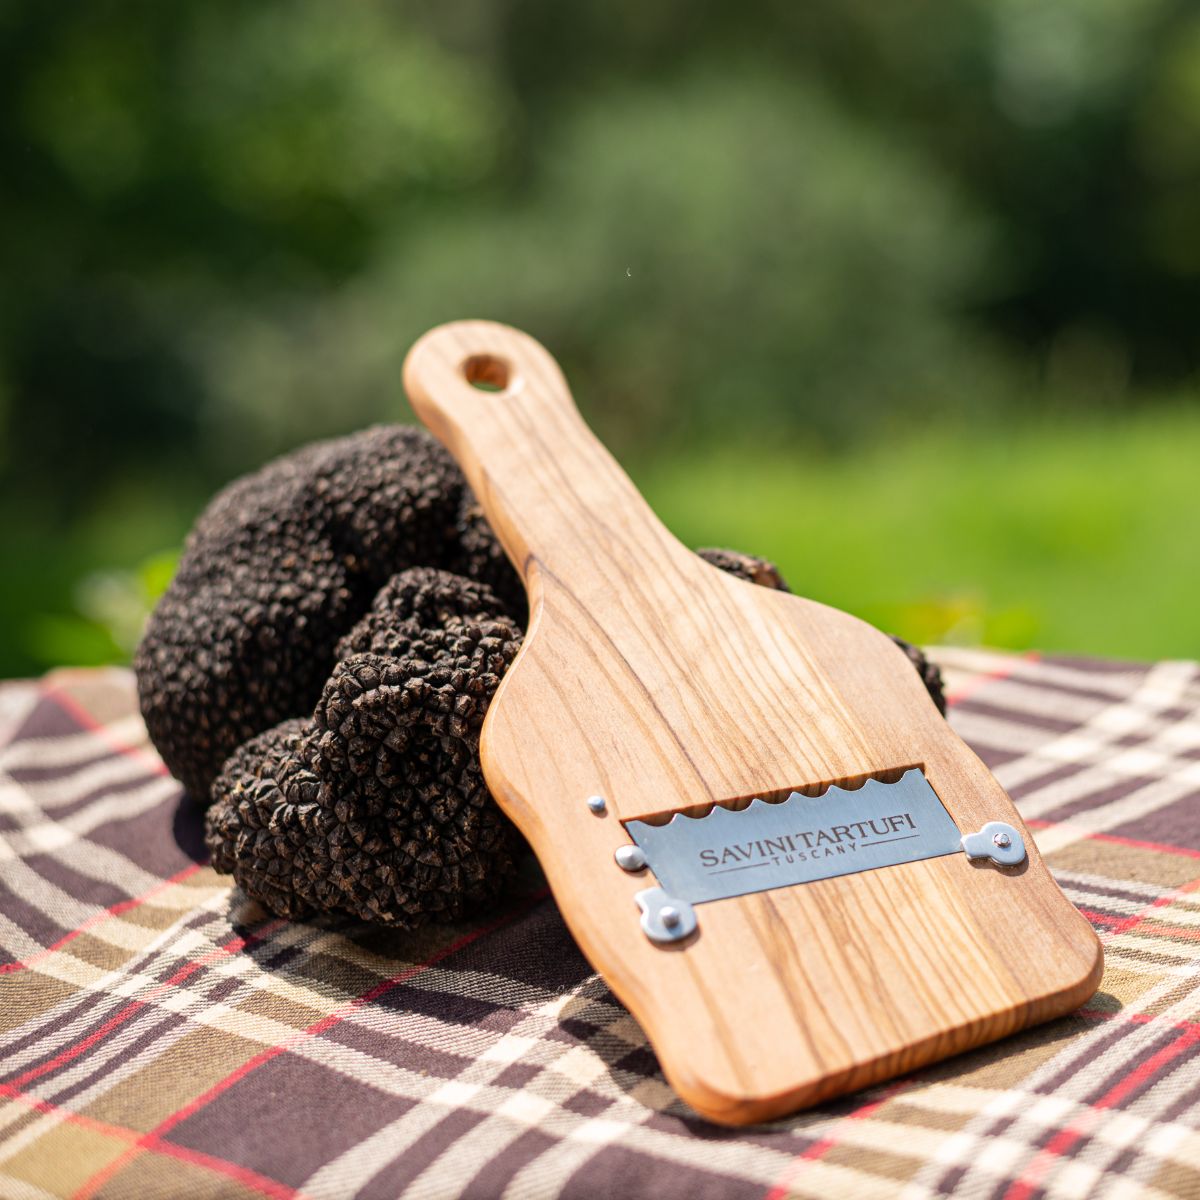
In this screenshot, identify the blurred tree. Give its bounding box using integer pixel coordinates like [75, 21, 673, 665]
[0, 0, 1196, 673]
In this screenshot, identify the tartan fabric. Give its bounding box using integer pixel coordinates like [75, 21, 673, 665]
[1, 652, 1198, 1200]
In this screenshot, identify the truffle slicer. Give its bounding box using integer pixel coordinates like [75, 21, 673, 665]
[403, 321, 1103, 1126]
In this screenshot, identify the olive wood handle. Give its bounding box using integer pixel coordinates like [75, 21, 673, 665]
[403, 320, 684, 611]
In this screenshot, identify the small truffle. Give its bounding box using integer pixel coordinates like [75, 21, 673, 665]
[206, 569, 522, 925]
[697, 547, 790, 592]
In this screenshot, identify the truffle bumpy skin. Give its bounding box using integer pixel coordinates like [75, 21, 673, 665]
[206, 570, 522, 925]
[139, 425, 945, 927]
[135, 426, 514, 803]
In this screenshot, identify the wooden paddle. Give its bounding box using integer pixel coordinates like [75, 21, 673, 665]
[403, 320, 1103, 1126]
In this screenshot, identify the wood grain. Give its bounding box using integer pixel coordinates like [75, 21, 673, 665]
[403, 320, 1104, 1125]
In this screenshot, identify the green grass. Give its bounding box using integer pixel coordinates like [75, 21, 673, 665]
[634, 405, 1200, 662]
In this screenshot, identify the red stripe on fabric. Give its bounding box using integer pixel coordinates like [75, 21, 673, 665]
[5, 918, 285, 1089]
[0, 1083, 303, 1200]
[1093, 1023, 1200, 1109]
[41, 682, 171, 778]
[1078, 1008, 1200, 1036]
[1024, 821, 1200, 861]
[1002, 1021, 1200, 1200]
[138, 1137, 302, 1200]
[0, 863, 206, 975]
[1076, 876, 1200, 945]
[1075, 907, 1200, 945]
[763, 1081, 909, 1200]
[71, 891, 549, 1200]
[945, 651, 1041, 709]
[7, 1002, 149, 1088]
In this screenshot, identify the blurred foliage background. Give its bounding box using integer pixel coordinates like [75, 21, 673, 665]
[2, 0, 1198, 676]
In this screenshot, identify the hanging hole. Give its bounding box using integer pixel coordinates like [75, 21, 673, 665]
[462, 354, 511, 393]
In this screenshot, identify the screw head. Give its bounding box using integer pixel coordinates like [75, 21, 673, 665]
[660, 906, 681, 929]
[615, 845, 647, 872]
[993, 831, 1012, 849]
[586, 795, 607, 815]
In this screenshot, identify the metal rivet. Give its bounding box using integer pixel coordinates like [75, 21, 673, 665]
[615, 844, 647, 872]
[635, 888, 697, 944]
[586, 795, 607, 815]
[962, 821, 1025, 867]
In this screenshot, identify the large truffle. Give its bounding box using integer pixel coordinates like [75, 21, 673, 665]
[135, 426, 510, 802]
[138, 424, 945, 929]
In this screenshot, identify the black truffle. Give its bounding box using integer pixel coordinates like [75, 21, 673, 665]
[135, 426, 471, 801]
[696, 546, 791, 592]
[205, 569, 522, 925]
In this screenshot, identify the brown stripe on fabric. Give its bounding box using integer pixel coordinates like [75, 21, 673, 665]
[5, 751, 136, 786]
[320, 1008, 495, 1079]
[453, 1125, 560, 1198]
[266, 946, 398, 1008]
[823, 1139, 924, 1188]
[82, 796, 202, 881]
[1107, 795, 1200, 852]
[941, 739, 1028, 774]
[43, 929, 138, 975]
[293, 913, 519, 1001]
[164, 1051, 411, 1190]
[0, 882, 76, 961]
[1054, 872, 1172, 908]
[81, 1028, 276, 1136]
[1148, 1061, 1200, 1138]
[881, 1098, 973, 1133]
[1110, 728, 1175, 749]
[1033, 1019, 1199, 1123]
[22, 852, 154, 918]
[355, 1106, 492, 1197]
[566, 1144, 769, 1200]
[1107, 970, 1200, 1024]
[962, 667, 1147, 708]
[0, 972, 80, 1035]
[5, 771, 173, 830]
[958, 698, 1085, 737]
[0, 1115, 131, 1197]
[7, 694, 93, 744]
[41, 669, 148, 741]
[393, 977, 566, 1036]
[1102, 944, 1200, 974]
[94, 1151, 267, 1200]
[439, 899, 592, 994]
[1147, 1159, 1200, 1200]
[1105, 1130, 1193, 1193]
[47, 1009, 191, 1113]
[1008, 762, 1122, 808]
[914, 1016, 1091, 1094]
[234, 985, 329, 1035]
[1029, 773, 1169, 824]
[1079, 973, 1160, 1017]
[1044, 655, 1157, 677]
[1044, 837, 1200, 889]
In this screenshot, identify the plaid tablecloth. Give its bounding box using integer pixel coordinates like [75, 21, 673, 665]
[1, 650, 1199, 1199]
